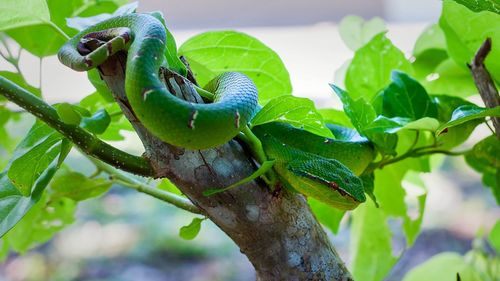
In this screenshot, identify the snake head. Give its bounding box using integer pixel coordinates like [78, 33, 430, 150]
[285, 157, 366, 210]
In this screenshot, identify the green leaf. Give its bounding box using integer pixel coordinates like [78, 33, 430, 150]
[66, 2, 138, 31]
[77, 0, 128, 17]
[5, 0, 130, 57]
[489, 220, 500, 253]
[56, 103, 82, 125]
[0, 171, 43, 238]
[6, 25, 67, 57]
[50, 169, 112, 201]
[360, 173, 377, 206]
[437, 105, 500, 134]
[338, 16, 386, 51]
[332, 85, 377, 131]
[363, 116, 411, 134]
[433, 95, 481, 148]
[0, 0, 50, 31]
[100, 115, 133, 141]
[81, 109, 111, 134]
[157, 178, 183, 196]
[345, 33, 413, 101]
[402, 252, 477, 281]
[465, 136, 500, 203]
[423, 58, 477, 98]
[401, 171, 427, 245]
[403, 118, 440, 131]
[412, 49, 449, 81]
[7, 121, 65, 196]
[0, 106, 15, 151]
[3, 194, 75, 253]
[179, 217, 204, 240]
[332, 85, 397, 154]
[45, 0, 84, 36]
[412, 24, 448, 82]
[0, 138, 70, 237]
[378, 71, 438, 120]
[364, 115, 438, 140]
[80, 91, 112, 112]
[308, 198, 345, 234]
[326, 124, 364, 142]
[374, 164, 408, 221]
[87, 70, 115, 102]
[413, 24, 447, 57]
[440, 0, 500, 82]
[375, 157, 428, 245]
[179, 31, 292, 103]
[451, 0, 500, 14]
[350, 201, 398, 281]
[3, 0, 88, 57]
[251, 96, 334, 138]
[318, 108, 353, 128]
[79, 92, 134, 140]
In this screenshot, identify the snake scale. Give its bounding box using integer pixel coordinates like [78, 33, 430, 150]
[58, 13, 374, 210]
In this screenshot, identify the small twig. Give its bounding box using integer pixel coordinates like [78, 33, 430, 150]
[412, 149, 469, 157]
[366, 130, 469, 171]
[468, 38, 500, 139]
[89, 157, 202, 215]
[38, 57, 43, 92]
[370, 131, 423, 169]
[485, 118, 495, 134]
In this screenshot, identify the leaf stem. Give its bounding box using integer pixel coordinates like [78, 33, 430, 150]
[0, 37, 24, 79]
[375, 131, 421, 169]
[0, 76, 154, 177]
[47, 21, 70, 40]
[90, 158, 202, 214]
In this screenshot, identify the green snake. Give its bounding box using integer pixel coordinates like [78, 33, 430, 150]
[58, 13, 375, 210]
[58, 13, 258, 149]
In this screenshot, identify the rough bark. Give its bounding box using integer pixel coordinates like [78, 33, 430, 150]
[95, 51, 353, 281]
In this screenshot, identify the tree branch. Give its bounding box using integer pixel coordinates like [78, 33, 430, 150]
[469, 38, 500, 139]
[89, 157, 202, 214]
[0, 76, 154, 177]
[92, 48, 353, 280]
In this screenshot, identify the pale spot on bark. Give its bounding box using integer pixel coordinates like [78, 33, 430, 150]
[288, 251, 302, 267]
[245, 205, 260, 221]
[212, 158, 233, 178]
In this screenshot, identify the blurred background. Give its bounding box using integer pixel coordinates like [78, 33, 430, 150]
[1, 0, 499, 280]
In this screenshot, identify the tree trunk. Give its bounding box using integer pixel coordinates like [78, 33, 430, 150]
[96, 51, 353, 281]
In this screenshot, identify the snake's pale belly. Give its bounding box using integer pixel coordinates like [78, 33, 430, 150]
[58, 14, 258, 149]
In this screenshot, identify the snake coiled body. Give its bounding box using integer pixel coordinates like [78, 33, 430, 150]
[58, 14, 258, 149]
[58, 13, 375, 210]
